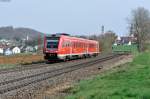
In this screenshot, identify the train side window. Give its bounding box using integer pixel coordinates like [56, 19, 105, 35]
[75, 42, 77, 48]
[76, 42, 77, 48]
[74, 42, 75, 48]
[67, 42, 69, 47]
[79, 42, 80, 48]
[64, 42, 65, 47]
[76, 42, 78, 48]
[68, 42, 70, 47]
[66, 41, 70, 47]
[62, 42, 65, 47]
[82, 43, 84, 48]
[70, 42, 72, 47]
[66, 42, 68, 47]
[64, 43, 66, 47]
[69, 42, 71, 47]
[62, 41, 68, 48]
[73, 42, 74, 48]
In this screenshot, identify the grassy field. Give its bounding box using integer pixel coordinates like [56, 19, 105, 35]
[66, 52, 150, 99]
[0, 54, 44, 69]
[112, 44, 138, 53]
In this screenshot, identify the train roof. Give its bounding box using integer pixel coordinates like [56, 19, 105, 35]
[45, 33, 98, 43]
[61, 35, 98, 43]
[45, 33, 70, 37]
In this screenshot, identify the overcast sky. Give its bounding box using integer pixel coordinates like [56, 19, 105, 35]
[0, 0, 150, 36]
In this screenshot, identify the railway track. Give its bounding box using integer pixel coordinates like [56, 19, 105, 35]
[0, 53, 112, 74]
[0, 53, 125, 95]
[0, 59, 85, 74]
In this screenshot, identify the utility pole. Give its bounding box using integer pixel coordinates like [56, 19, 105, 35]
[130, 23, 134, 36]
[101, 25, 104, 34]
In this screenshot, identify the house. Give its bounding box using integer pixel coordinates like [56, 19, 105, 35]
[19, 45, 26, 53]
[0, 47, 3, 54]
[115, 36, 137, 45]
[0, 39, 11, 46]
[4, 48, 12, 55]
[25, 46, 34, 52]
[34, 45, 38, 51]
[10, 46, 21, 54]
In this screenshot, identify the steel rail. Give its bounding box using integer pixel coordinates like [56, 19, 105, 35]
[0, 53, 123, 94]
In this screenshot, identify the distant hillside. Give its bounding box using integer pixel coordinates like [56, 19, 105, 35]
[0, 26, 44, 40]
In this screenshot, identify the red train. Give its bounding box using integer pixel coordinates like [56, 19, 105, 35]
[43, 33, 100, 61]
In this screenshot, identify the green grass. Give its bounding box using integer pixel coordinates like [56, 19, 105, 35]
[66, 52, 150, 99]
[112, 44, 138, 53]
[0, 64, 17, 69]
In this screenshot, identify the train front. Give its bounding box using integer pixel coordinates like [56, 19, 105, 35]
[43, 34, 60, 61]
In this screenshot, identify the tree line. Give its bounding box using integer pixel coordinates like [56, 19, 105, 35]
[88, 7, 150, 53]
[129, 7, 150, 52]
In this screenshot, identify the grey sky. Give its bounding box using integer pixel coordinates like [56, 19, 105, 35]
[0, 0, 150, 36]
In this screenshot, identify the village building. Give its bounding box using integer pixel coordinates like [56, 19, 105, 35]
[34, 45, 38, 51]
[4, 48, 12, 56]
[0, 47, 3, 54]
[25, 46, 34, 52]
[10, 46, 21, 54]
[115, 36, 137, 45]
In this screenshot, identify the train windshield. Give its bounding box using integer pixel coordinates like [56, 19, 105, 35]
[46, 37, 59, 49]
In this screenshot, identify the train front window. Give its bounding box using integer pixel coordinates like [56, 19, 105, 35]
[46, 37, 59, 49]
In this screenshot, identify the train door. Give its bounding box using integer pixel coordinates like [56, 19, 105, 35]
[86, 42, 89, 55]
[69, 40, 72, 58]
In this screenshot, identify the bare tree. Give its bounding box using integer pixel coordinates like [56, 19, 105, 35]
[129, 7, 150, 51]
[98, 31, 117, 52]
[85, 31, 117, 53]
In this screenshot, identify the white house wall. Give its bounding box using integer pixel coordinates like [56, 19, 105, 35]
[12, 47, 21, 54]
[0, 48, 3, 54]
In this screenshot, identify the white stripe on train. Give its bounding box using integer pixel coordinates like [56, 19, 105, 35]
[57, 52, 100, 59]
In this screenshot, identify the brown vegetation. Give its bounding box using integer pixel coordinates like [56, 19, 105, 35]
[0, 54, 44, 65]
